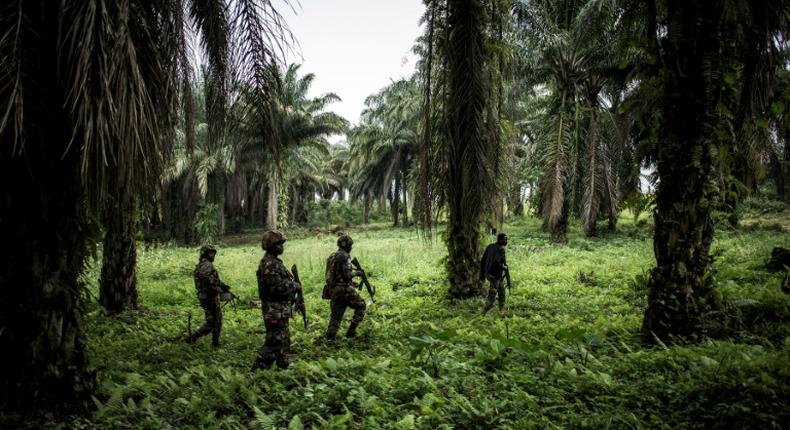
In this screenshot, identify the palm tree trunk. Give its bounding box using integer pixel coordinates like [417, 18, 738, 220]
[446, 0, 488, 298]
[363, 193, 371, 224]
[543, 110, 570, 243]
[641, 1, 720, 344]
[266, 171, 279, 230]
[1, 12, 94, 404]
[582, 113, 600, 237]
[401, 170, 409, 226]
[99, 173, 139, 313]
[289, 183, 299, 225]
[378, 194, 386, 213]
[779, 129, 790, 203]
[419, 0, 437, 233]
[508, 185, 524, 216]
[1, 152, 95, 413]
[391, 176, 400, 227]
[214, 173, 226, 235]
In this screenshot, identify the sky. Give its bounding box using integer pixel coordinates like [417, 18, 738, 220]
[279, 0, 426, 130]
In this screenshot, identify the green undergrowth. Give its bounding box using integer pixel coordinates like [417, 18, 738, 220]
[23, 214, 790, 429]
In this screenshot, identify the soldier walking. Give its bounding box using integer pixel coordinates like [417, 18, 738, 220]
[321, 234, 366, 341]
[480, 233, 509, 314]
[252, 231, 302, 370]
[187, 245, 228, 347]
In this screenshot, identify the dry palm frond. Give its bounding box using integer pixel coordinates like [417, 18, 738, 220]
[581, 110, 602, 235]
[541, 110, 572, 232]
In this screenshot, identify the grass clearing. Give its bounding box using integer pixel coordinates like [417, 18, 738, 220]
[22, 214, 790, 429]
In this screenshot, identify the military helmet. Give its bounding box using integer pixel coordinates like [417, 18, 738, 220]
[200, 244, 217, 257]
[337, 234, 353, 249]
[261, 230, 287, 250]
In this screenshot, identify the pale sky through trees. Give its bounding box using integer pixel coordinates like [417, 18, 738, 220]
[280, 0, 425, 133]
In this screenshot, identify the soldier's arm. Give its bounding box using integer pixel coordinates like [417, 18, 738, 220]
[198, 262, 223, 293]
[339, 258, 354, 283]
[209, 269, 224, 293]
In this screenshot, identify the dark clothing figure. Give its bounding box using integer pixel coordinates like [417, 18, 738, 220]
[484, 278, 506, 311]
[480, 242, 507, 281]
[480, 240, 508, 313]
[188, 257, 225, 346]
[253, 253, 299, 369]
[325, 249, 366, 339]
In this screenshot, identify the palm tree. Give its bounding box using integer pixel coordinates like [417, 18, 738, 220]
[769, 69, 790, 203]
[0, 0, 289, 410]
[348, 79, 421, 227]
[631, 0, 790, 343]
[443, 0, 497, 296]
[235, 63, 347, 230]
[513, 0, 628, 241]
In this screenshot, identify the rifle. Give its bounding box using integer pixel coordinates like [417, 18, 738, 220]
[504, 265, 511, 291]
[219, 284, 238, 309]
[291, 264, 308, 329]
[351, 257, 375, 303]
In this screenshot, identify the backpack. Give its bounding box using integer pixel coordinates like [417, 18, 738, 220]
[322, 251, 339, 300]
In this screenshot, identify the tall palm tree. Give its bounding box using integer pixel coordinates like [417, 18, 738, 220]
[236, 63, 347, 230]
[514, 0, 627, 241]
[348, 79, 421, 226]
[0, 0, 289, 410]
[444, 0, 496, 297]
[631, 0, 790, 343]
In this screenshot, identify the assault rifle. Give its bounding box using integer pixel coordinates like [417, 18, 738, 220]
[504, 265, 512, 291]
[220, 283, 239, 309]
[291, 264, 308, 329]
[351, 257, 375, 303]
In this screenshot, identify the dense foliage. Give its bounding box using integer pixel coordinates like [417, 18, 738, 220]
[4, 213, 788, 429]
[3, 0, 790, 422]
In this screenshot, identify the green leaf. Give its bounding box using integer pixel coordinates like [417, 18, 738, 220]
[253, 406, 276, 430]
[288, 414, 303, 430]
[323, 358, 338, 371]
[396, 414, 416, 429]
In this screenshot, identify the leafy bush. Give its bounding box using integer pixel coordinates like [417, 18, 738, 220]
[741, 192, 786, 216]
[305, 200, 391, 227]
[194, 204, 220, 245]
[621, 191, 655, 225]
[11, 213, 789, 429]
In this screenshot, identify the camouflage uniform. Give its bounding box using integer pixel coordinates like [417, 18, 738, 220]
[326, 249, 366, 339]
[253, 253, 299, 369]
[480, 242, 507, 313]
[189, 255, 225, 346]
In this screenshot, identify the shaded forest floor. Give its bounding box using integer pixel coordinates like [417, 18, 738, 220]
[25, 213, 790, 428]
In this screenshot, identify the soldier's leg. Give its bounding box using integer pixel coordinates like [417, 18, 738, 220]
[211, 300, 222, 347]
[483, 279, 497, 314]
[276, 319, 290, 369]
[326, 298, 347, 340]
[345, 288, 367, 338]
[496, 279, 506, 311]
[188, 298, 215, 342]
[253, 318, 283, 370]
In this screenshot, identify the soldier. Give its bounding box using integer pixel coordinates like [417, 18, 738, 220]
[322, 234, 366, 341]
[187, 245, 228, 347]
[252, 230, 302, 370]
[480, 233, 509, 314]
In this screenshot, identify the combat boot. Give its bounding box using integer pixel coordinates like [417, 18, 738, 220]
[346, 322, 359, 338]
[316, 332, 337, 345]
[251, 359, 273, 371]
